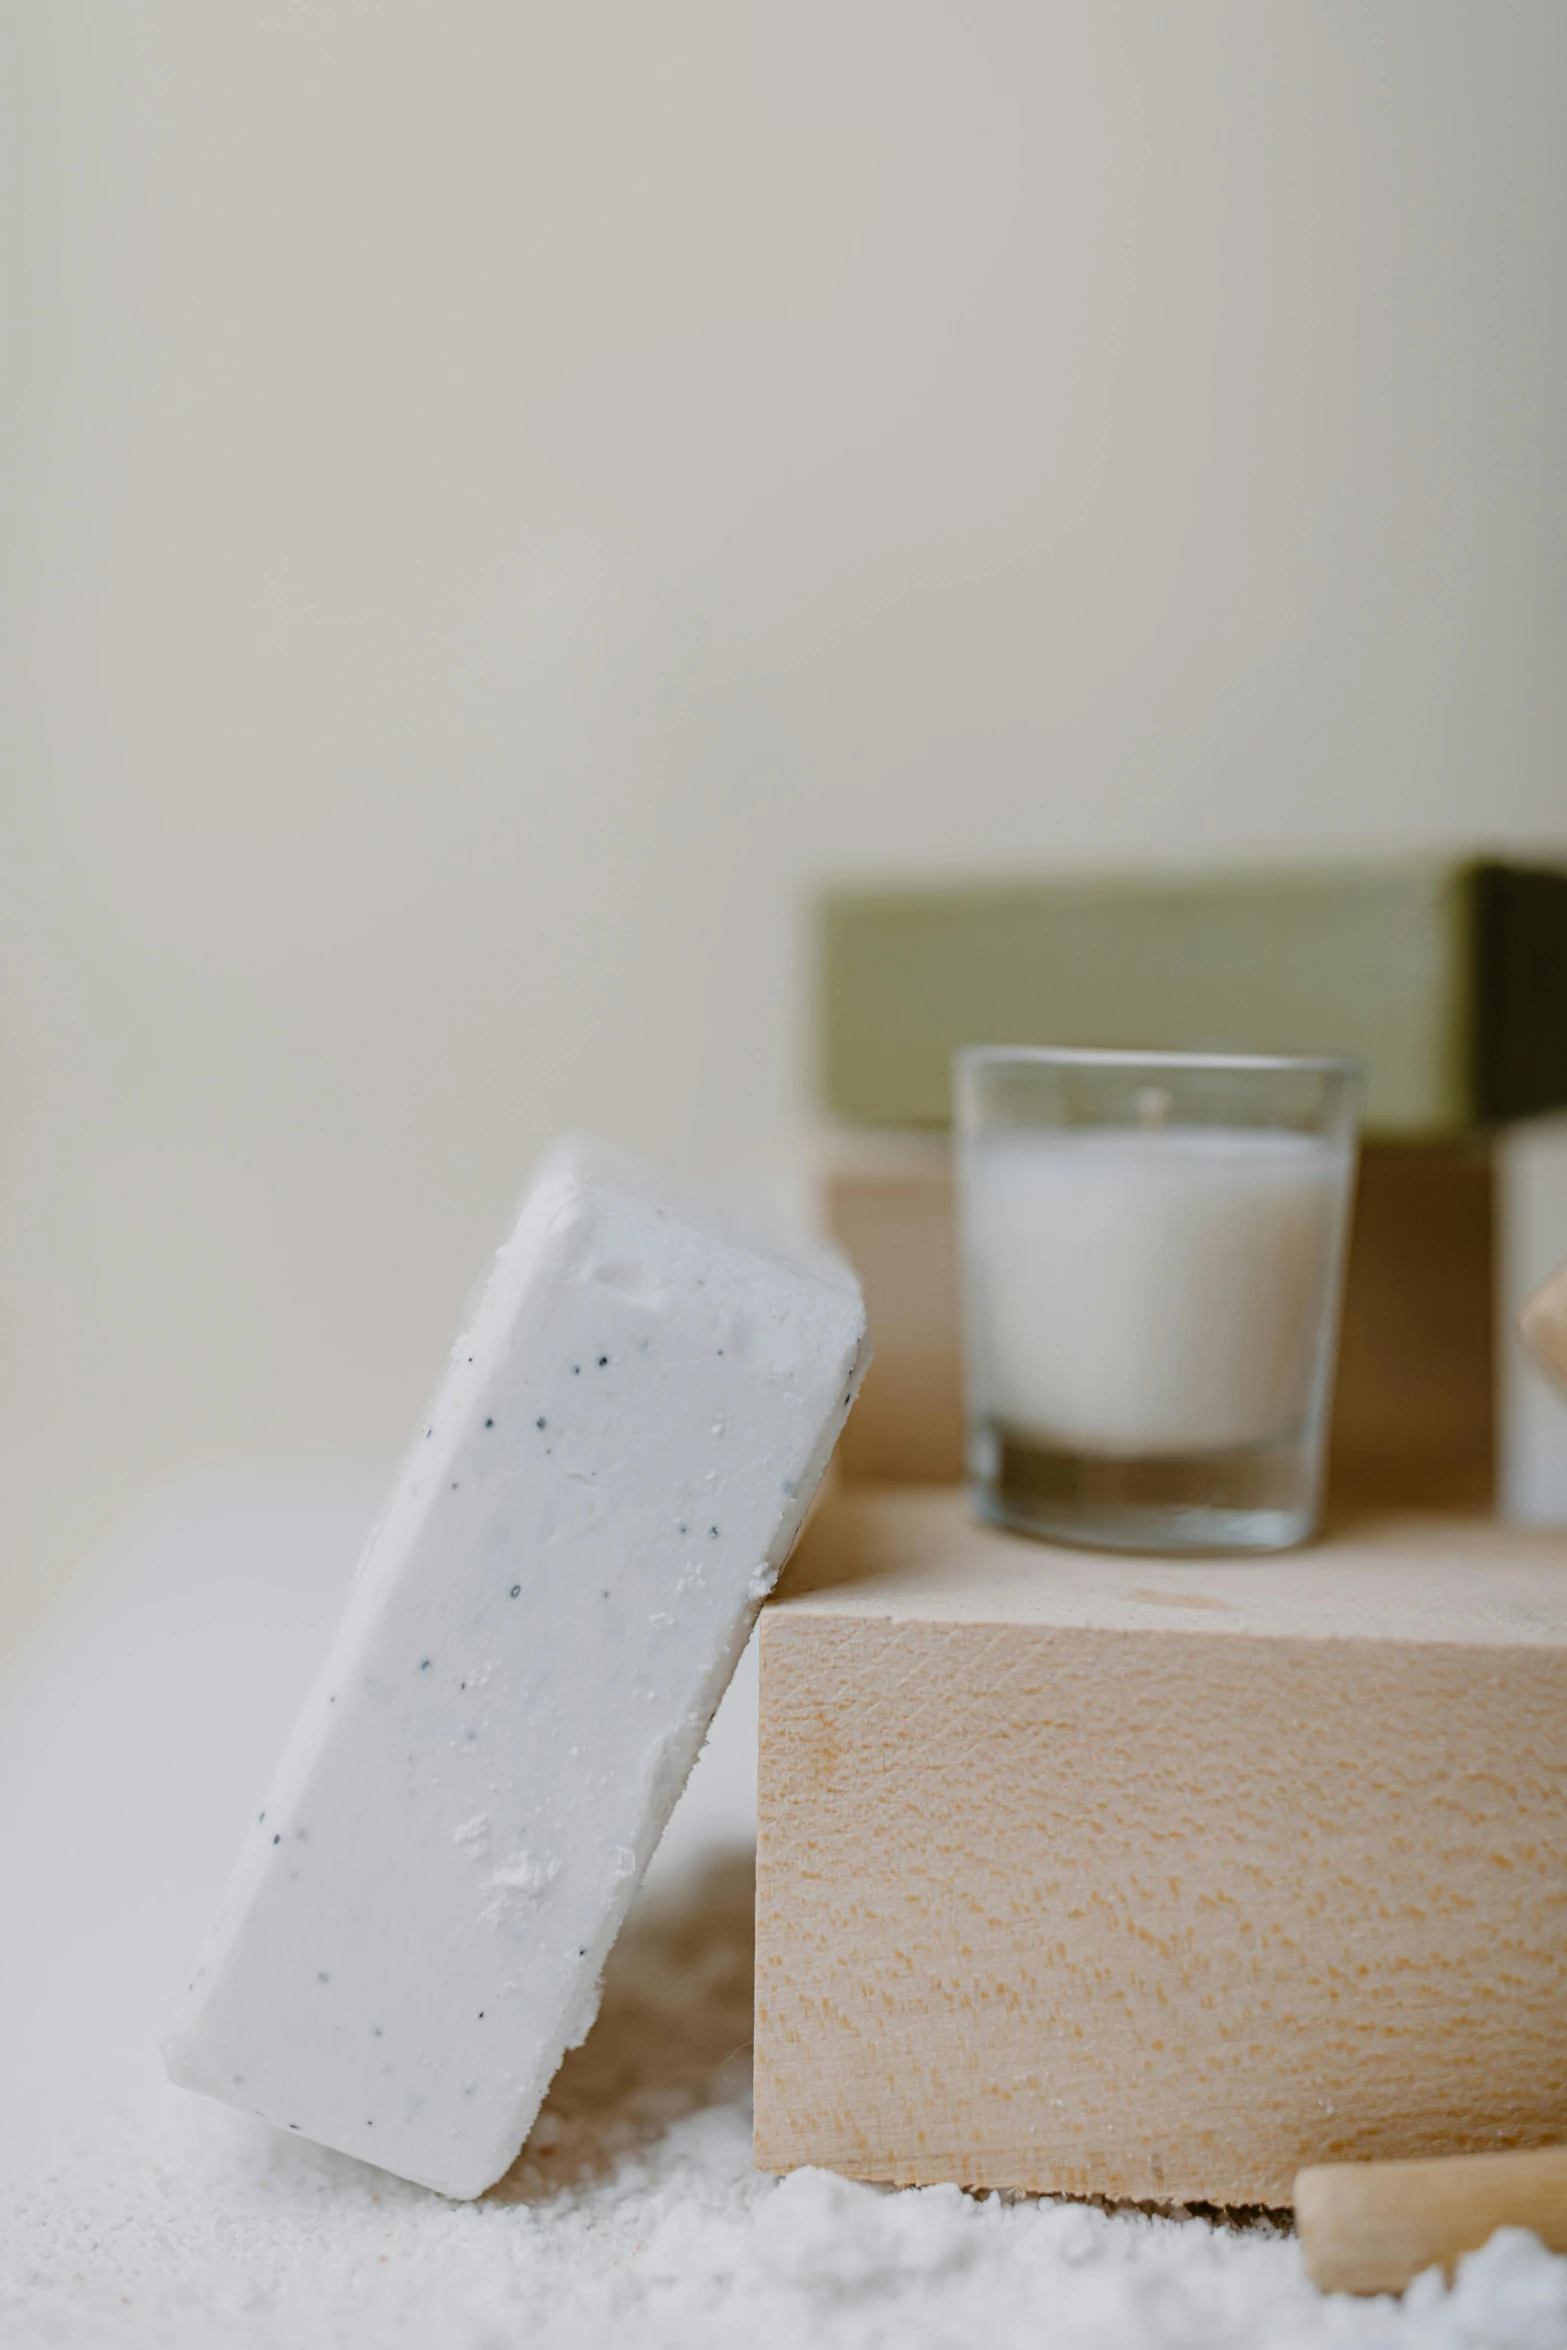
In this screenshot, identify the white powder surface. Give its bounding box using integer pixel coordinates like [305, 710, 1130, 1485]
[3, 1475, 1564, 2350]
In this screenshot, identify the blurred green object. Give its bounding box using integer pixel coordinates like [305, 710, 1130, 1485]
[817, 859, 1567, 1136]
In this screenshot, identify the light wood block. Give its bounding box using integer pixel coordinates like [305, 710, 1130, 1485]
[754, 1491, 1567, 2206]
[825, 1140, 1495, 1509]
[826, 1142, 964, 1488]
[1295, 2146, 1567, 2294]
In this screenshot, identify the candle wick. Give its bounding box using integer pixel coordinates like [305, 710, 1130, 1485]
[1137, 1086, 1172, 1132]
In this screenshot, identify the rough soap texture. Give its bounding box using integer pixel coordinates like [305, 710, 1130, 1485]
[164, 1144, 868, 2197]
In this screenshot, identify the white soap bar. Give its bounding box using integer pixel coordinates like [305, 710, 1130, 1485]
[163, 1143, 868, 2197]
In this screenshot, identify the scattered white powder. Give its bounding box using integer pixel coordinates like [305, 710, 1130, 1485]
[7, 1843, 1566, 2350]
[3, 2024, 1565, 2350]
[3, 1479, 1564, 2349]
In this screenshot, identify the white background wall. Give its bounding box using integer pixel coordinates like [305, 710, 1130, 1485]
[2, 1, 1565, 1653]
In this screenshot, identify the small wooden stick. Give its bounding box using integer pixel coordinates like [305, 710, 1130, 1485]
[1295, 2147, 1567, 2296]
[1520, 1261, 1567, 1394]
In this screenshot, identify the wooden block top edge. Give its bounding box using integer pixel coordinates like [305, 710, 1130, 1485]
[769, 1488, 1567, 1648]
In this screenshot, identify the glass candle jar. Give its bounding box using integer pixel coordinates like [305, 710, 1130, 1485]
[954, 1047, 1360, 1554]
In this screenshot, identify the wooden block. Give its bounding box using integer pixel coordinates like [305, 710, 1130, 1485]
[825, 1140, 964, 1488]
[817, 857, 1567, 1134]
[1331, 1143, 1493, 1509]
[825, 1141, 1494, 1511]
[754, 1490, 1567, 2206]
[1295, 2146, 1567, 2295]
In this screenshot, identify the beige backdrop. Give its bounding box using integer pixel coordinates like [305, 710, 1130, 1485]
[2, 1, 1566, 1654]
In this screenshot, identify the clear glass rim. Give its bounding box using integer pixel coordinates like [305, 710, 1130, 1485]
[954, 1043, 1360, 1080]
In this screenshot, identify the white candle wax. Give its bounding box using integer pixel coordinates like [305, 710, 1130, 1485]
[960, 1127, 1350, 1458]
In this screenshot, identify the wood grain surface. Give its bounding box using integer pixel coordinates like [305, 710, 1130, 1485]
[754, 1493, 1567, 2206]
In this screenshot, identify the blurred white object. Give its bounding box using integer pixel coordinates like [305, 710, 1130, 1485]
[1500, 1116, 1567, 1525]
[1520, 1260, 1567, 1393]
